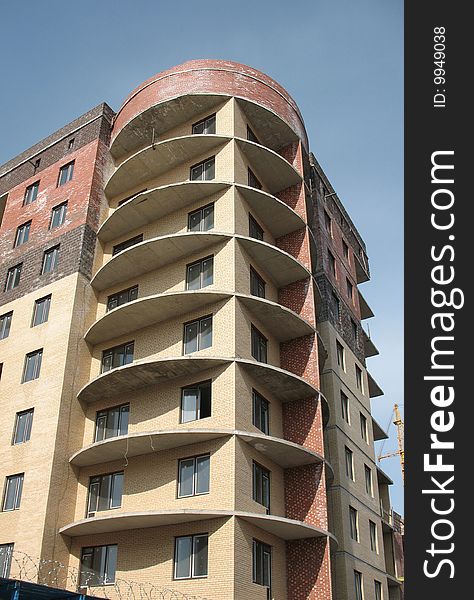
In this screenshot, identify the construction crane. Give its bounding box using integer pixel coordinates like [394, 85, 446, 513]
[378, 404, 405, 484]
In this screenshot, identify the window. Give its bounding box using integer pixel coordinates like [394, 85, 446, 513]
[249, 214, 264, 240]
[181, 381, 211, 423]
[250, 267, 265, 298]
[23, 181, 39, 205]
[107, 286, 138, 311]
[87, 472, 124, 517]
[351, 319, 358, 342]
[355, 365, 363, 393]
[343, 239, 349, 261]
[364, 465, 373, 496]
[253, 462, 270, 512]
[33, 159, 41, 174]
[324, 211, 332, 235]
[2, 474, 24, 511]
[251, 325, 267, 363]
[331, 292, 340, 321]
[68, 138, 75, 150]
[95, 404, 129, 442]
[360, 413, 368, 442]
[14, 221, 31, 247]
[188, 203, 214, 232]
[12, 409, 34, 445]
[253, 390, 269, 435]
[253, 540, 271, 588]
[0, 544, 14, 578]
[349, 506, 359, 541]
[183, 316, 212, 354]
[58, 161, 74, 186]
[336, 341, 345, 370]
[5, 264, 22, 291]
[328, 250, 336, 277]
[192, 114, 216, 135]
[190, 157, 215, 181]
[80, 545, 117, 587]
[345, 446, 354, 480]
[41, 245, 60, 274]
[22, 349, 43, 382]
[354, 571, 364, 600]
[369, 521, 378, 553]
[50, 202, 68, 229]
[174, 534, 208, 579]
[186, 256, 214, 290]
[347, 278, 353, 300]
[178, 455, 210, 497]
[32, 295, 51, 326]
[248, 168, 262, 190]
[101, 342, 134, 373]
[0, 312, 12, 340]
[340, 392, 350, 424]
[0, 364, 3, 381]
[112, 234, 143, 256]
[247, 126, 259, 143]
[374, 580, 383, 600]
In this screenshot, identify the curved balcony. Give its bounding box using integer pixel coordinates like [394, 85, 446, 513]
[105, 134, 232, 198]
[110, 92, 302, 161]
[69, 429, 324, 468]
[77, 356, 320, 404]
[85, 291, 314, 346]
[59, 509, 333, 541]
[98, 181, 230, 243]
[90, 233, 310, 292]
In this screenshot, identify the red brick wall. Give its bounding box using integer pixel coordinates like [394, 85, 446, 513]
[284, 463, 327, 528]
[276, 183, 307, 220]
[278, 278, 315, 327]
[286, 538, 332, 600]
[282, 397, 324, 455]
[280, 334, 319, 388]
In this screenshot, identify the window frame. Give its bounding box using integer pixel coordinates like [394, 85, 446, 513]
[180, 380, 212, 424]
[177, 454, 210, 498]
[374, 580, 383, 600]
[106, 286, 138, 312]
[86, 471, 124, 517]
[247, 126, 259, 143]
[101, 342, 134, 373]
[360, 413, 369, 443]
[112, 234, 143, 256]
[94, 404, 130, 442]
[12, 409, 34, 445]
[49, 201, 68, 229]
[355, 364, 364, 393]
[251, 325, 268, 363]
[192, 113, 216, 135]
[57, 161, 75, 187]
[252, 389, 269, 435]
[249, 213, 264, 241]
[80, 544, 117, 587]
[252, 539, 272, 588]
[252, 461, 271, 513]
[32, 294, 51, 327]
[189, 156, 215, 181]
[347, 278, 354, 300]
[328, 250, 336, 277]
[174, 533, 209, 580]
[0, 543, 14, 578]
[364, 465, 373, 497]
[354, 570, 364, 600]
[22, 349, 43, 383]
[250, 267, 266, 298]
[187, 202, 215, 232]
[14, 220, 32, 247]
[369, 520, 378, 553]
[0, 312, 13, 340]
[5, 263, 22, 291]
[185, 255, 214, 290]
[41, 245, 60, 274]
[2, 473, 24, 512]
[336, 341, 345, 371]
[340, 391, 350, 424]
[248, 168, 262, 190]
[349, 506, 359, 541]
[23, 181, 39, 206]
[183, 315, 213, 354]
[345, 446, 354, 481]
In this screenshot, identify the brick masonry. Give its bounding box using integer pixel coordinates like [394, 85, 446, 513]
[286, 538, 332, 600]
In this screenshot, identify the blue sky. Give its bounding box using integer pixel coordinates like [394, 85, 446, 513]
[0, 1, 404, 511]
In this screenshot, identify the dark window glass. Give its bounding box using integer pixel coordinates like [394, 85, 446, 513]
[5, 264, 22, 291]
[87, 472, 124, 517]
[41, 246, 60, 274]
[336, 341, 345, 370]
[22, 349, 43, 382]
[50, 202, 68, 229]
[365, 465, 373, 496]
[331, 293, 340, 321]
[354, 571, 364, 600]
[355, 365, 363, 392]
[351, 319, 358, 342]
[248, 168, 262, 190]
[23, 181, 39, 205]
[347, 278, 353, 300]
[328, 251, 336, 276]
[250, 267, 265, 298]
[112, 234, 143, 256]
[68, 138, 75, 150]
[324, 211, 332, 235]
[58, 161, 75, 186]
[0, 312, 13, 340]
[181, 381, 211, 423]
[95, 404, 129, 442]
[249, 214, 264, 240]
[247, 126, 259, 143]
[369, 521, 378, 552]
[101, 342, 134, 373]
[188, 203, 214, 232]
[178, 455, 210, 497]
[253, 539, 271, 587]
[186, 256, 213, 290]
[375, 580, 383, 600]
[32, 295, 51, 326]
[12, 409, 34, 445]
[0, 544, 14, 578]
[183, 316, 212, 354]
[340, 392, 349, 423]
[360, 413, 368, 442]
[253, 462, 270, 512]
[345, 446, 354, 480]
[343, 240, 350, 261]
[107, 286, 138, 312]
[2, 474, 24, 511]
[349, 506, 359, 541]
[190, 157, 215, 181]
[252, 390, 269, 435]
[14, 221, 31, 247]
[174, 534, 208, 579]
[192, 114, 216, 135]
[251, 325, 267, 363]
[80, 545, 117, 587]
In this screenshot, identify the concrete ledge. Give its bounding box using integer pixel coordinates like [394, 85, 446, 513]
[59, 509, 332, 541]
[368, 371, 384, 398]
[69, 429, 324, 468]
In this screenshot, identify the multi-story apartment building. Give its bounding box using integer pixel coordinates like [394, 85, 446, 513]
[0, 59, 401, 600]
